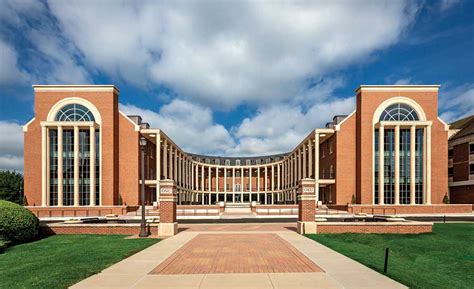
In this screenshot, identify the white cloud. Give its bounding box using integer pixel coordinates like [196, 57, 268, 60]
[439, 83, 474, 123]
[0, 40, 26, 86]
[228, 97, 355, 155]
[120, 99, 235, 155]
[0, 121, 24, 171]
[439, 0, 460, 11]
[48, 0, 418, 109]
[119, 92, 354, 156]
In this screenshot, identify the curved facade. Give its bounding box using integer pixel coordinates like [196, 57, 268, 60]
[23, 84, 450, 210]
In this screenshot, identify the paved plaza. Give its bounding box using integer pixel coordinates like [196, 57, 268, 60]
[71, 223, 406, 289]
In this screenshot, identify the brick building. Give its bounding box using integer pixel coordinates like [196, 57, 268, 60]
[448, 115, 474, 203]
[24, 84, 464, 215]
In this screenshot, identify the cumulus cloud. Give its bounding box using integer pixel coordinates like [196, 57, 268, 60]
[120, 100, 235, 155]
[0, 121, 24, 171]
[120, 93, 354, 156]
[439, 83, 474, 123]
[48, 0, 418, 109]
[0, 40, 26, 86]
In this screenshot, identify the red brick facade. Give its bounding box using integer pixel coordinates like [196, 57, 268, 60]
[24, 85, 462, 216]
[40, 223, 159, 235]
[316, 223, 432, 234]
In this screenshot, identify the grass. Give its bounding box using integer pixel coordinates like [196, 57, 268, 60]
[306, 223, 474, 289]
[0, 235, 159, 289]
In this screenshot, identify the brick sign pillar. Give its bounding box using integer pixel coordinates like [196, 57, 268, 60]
[297, 178, 317, 234]
[158, 179, 178, 236]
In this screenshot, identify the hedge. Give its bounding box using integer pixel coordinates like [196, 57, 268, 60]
[0, 200, 39, 245]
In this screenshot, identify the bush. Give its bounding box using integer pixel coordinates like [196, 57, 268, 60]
[0, 171, 24, 205]
[0, 200, 39, 245]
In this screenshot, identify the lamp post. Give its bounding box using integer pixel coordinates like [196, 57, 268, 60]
[139, 136, 149, 237]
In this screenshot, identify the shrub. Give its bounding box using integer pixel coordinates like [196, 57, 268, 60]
[0, 171, 24, 205]
[0, 200, 39, 245]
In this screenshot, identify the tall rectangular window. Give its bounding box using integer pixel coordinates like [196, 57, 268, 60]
[63, 129, 74, 206]
[79, 130, 90, 205]
[384, 129, 395, 204]
[415, 129, 424, 204]
[399, 129, 411, 204]
[49, 129, 58, 206]
[374, 129, 379, 204]
[95, 130, 100, 205]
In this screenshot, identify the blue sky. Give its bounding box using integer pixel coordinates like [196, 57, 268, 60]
[0, 0, 473, 171]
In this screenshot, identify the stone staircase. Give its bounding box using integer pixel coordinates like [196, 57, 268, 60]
[222, 203, 254, 218]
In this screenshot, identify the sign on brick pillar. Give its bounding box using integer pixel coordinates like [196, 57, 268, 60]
[297, 178, 317, 234]
[158, 179, 178, 236]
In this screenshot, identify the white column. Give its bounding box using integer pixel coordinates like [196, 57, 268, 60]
[410, 125, 416, 205]
[271, 165, 275, 190]
[224, 168, 227, 193]
[73, 126, 79, 206]
[41, 125, 47, 206]
[232, 167, 235, 192]
[378, 125, 385, 205]
[215, 167, 219, 192]
[208, 166, 211, 192]
[195, 164, 199, 191]
[426, 125, 432, 204]
[298, 149, 302, 180]
[264, 166, 268, 192]
[201, 165, 204, 191]
[394, 125, 400, 205]
[163, 140, 168, 179]
[178, 154, 181, 186]
[89, 126, 96, 206]
[57, 126, 63, 207]
[257, 167, 260, 192]
[191, 162, 194, 190]
[232, 167, 235, 202]
[315, 133, 319, 180]
[241, 167, 244, 201]
[308, 141, 313, 178]
[156, 134, 161, 201]
[174, 148, 177, 181]
[169, 146, 173, 180]
[303, 144, 307, 178]
[249, 167, 252, 192]
[277, 164, 280, 190]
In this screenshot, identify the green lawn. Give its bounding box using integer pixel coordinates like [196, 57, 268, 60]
[306, 223, 474, 289]
[0, 235, 159, 289]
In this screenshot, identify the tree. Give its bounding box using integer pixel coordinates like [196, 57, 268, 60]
[0, 171, 24, 205]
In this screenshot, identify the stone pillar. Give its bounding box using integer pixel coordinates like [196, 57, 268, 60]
[89, 125, 96, 206]
[73, 126, 79, 206]
[378, 125, 385, 205]
[394, 125, 400, 205]
[297, 178, 317, 234]
[41, 125, 47, 206]
[57, 126, 63, 207]
[158, 179, 178, 236]
[426, 125, 432, 204]
[410, 125, 416, 205]
[156, 134, 161, 202]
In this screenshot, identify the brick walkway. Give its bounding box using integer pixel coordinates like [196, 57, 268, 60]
[150, 233, 322, 274]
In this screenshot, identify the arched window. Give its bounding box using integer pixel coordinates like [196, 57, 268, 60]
[55, 104, 95, 122]
[379, 103, 419, 121]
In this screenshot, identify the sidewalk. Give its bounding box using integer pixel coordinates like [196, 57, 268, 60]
[70, 225, 406, 289]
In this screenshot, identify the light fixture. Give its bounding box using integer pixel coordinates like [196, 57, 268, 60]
[140, 136, 147, 148]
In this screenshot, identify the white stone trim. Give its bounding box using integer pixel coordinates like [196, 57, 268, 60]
[47, 97, 102, 125]
[33, 85, 119, 93]
[372, 96, 427, 124]
[334, 110, 355, 131]
[23, 117, 35, 132]
[356, 85, 440, 93]
[438, 117, 450, 131]
[119, 111, 140, 131]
